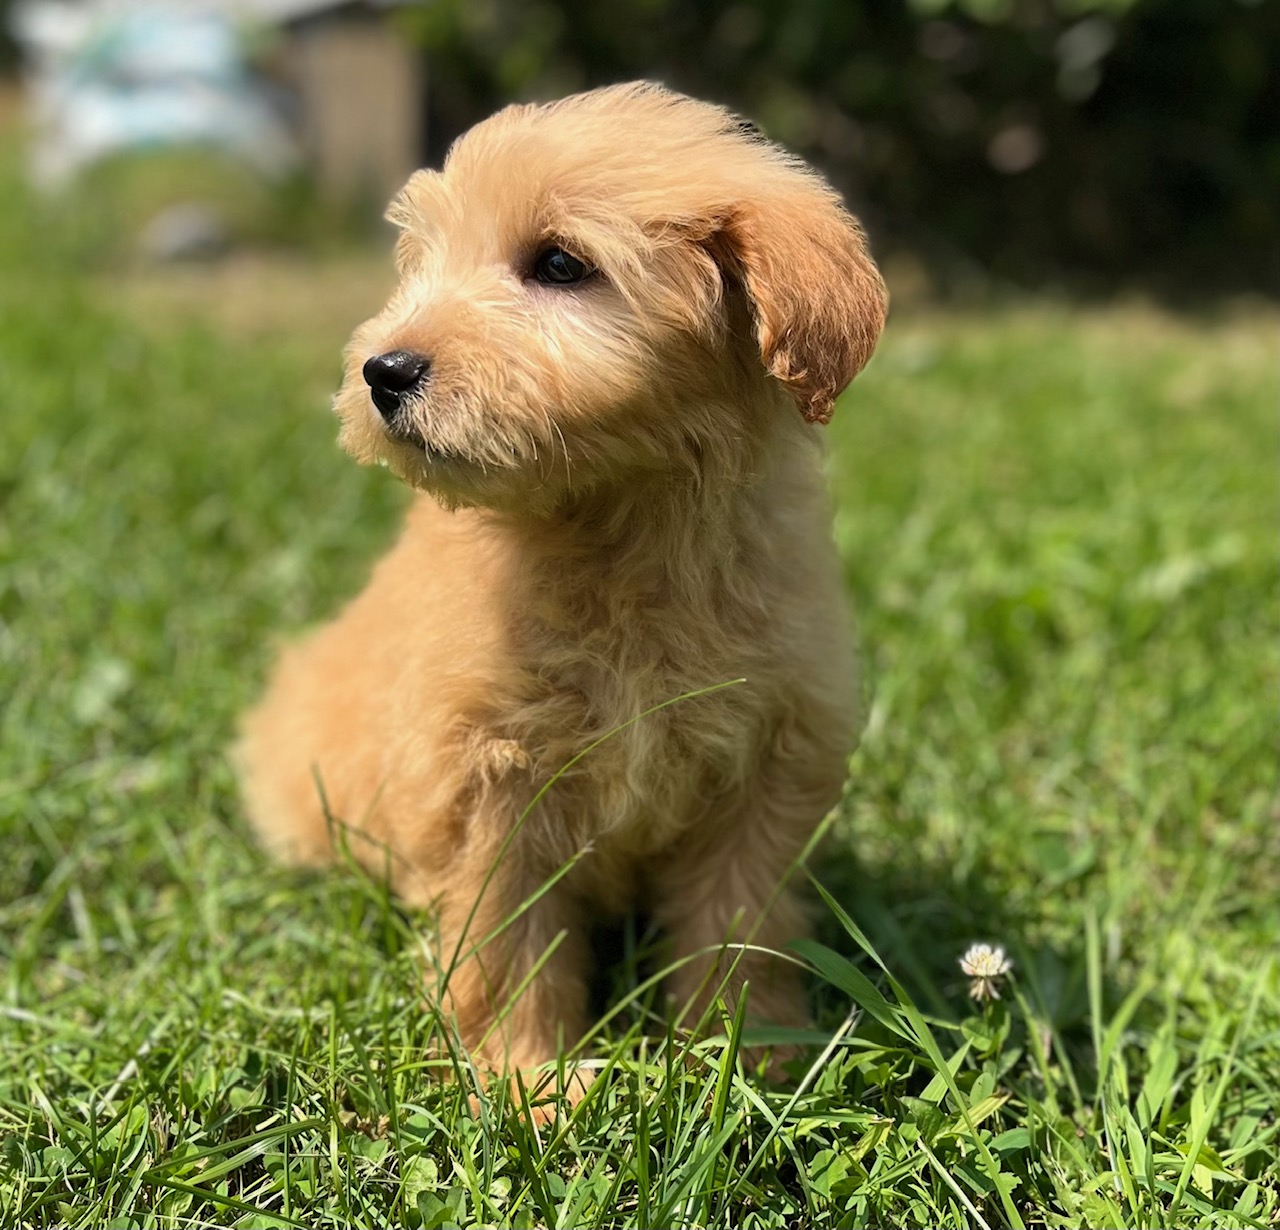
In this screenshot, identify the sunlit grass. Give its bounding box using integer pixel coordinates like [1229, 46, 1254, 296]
[1, 139, 1276, 1225]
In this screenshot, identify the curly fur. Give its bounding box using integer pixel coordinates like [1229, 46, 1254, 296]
[236, 81, 887, 1113]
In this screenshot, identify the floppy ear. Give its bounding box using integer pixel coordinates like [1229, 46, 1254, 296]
[714, 190, 887, 424]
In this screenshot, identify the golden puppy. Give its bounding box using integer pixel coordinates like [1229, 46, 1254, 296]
[237, 82, 886, 1108]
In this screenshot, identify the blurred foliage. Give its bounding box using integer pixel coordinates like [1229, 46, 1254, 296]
[49, 149, 384, 266]
[0, 0, 14, 72]
[401, 0, 1279, 298]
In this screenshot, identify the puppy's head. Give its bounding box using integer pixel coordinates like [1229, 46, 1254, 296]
[335, 82, 887, 512]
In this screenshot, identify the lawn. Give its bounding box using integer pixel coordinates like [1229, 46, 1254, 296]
[1, 135, 1277, 1227]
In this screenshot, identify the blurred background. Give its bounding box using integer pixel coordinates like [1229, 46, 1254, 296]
[0, 0, 1276, 299]
[2, 8, 1277, 1220]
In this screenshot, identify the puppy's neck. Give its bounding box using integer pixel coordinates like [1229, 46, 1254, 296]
[484, 410, 812, 618]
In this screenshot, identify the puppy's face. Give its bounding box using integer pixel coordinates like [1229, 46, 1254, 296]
[335, 83, 887, 512]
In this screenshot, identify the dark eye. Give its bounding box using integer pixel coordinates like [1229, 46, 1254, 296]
[532, 247, 593, 285]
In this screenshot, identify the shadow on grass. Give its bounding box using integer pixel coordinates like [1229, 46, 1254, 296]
[812, 839, 1128, 1108]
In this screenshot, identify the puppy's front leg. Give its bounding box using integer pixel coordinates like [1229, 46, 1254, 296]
[433, 833, 591, 1115]
[655, 752, 841, 1064]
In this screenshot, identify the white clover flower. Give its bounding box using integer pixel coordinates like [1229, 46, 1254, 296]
[960, 942, 1014, 1002]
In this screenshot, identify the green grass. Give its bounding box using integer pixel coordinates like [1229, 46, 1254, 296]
[1, 132, 1277, 1227]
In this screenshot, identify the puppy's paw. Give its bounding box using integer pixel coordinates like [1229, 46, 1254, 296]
[468, 732, 534, 783]
[468, 1061, 596, 1126]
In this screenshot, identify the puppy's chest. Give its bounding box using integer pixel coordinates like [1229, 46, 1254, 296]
[519, 603, 770, 853]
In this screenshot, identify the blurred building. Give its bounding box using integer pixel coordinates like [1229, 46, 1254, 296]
[12, 0, 423, 207]
[259, 0, 423, 206]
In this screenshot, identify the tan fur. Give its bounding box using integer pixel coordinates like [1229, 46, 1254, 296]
[236, 82, 887, 1113]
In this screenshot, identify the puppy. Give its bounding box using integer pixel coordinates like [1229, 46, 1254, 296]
[237, 82, 886, 1108]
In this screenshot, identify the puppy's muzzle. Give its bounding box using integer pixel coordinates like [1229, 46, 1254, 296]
[363, 350, 431, 421]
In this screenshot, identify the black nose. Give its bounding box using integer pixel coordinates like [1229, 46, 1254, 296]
[362, 350, 430, 418]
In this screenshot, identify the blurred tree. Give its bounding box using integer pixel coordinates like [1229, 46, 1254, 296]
[0, 0, 17, 71]
[398, 0, 1279, 298]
